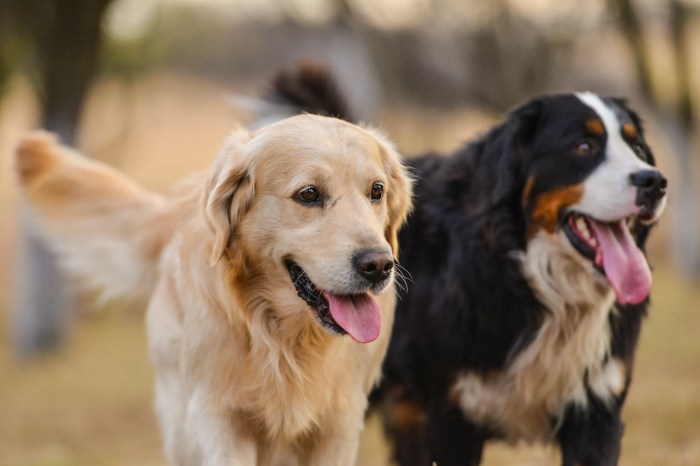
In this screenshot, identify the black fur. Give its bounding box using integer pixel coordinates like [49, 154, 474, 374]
[268, 60, 353, 121]
[265, 64, 661, 466]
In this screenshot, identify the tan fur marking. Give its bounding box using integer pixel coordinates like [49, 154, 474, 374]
[585, 119, 605, 136]
[522, 175, 536, 209]
[391, 401, 427, 430]
[623, 122, 637, 139]
[529, 185, 584, 234]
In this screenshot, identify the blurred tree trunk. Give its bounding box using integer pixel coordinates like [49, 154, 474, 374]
[0, 22, 11, 96]
[665, 0, 700, 275]
[10, 0, 115, 356]
[610, 0, 700, 276]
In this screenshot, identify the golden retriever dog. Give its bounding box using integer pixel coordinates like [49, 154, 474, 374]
[15, 114, 412, 465]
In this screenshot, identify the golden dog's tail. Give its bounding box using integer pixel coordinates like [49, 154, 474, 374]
[15, 131, 179, 303]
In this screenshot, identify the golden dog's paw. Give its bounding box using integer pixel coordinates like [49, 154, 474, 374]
[15, 130, 61, 184]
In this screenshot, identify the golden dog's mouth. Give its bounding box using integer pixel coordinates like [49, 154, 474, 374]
[285, 260, 382, 343]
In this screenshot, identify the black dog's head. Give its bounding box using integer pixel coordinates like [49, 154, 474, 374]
[476, 93, 667, 305]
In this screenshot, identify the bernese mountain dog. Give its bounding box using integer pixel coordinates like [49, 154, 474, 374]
[261, 63, 668, 466]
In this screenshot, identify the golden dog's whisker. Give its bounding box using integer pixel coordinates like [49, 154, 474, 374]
[393, 266, 411, 293]
[393, 277, 407, 293]
[394, 263, 414, 283]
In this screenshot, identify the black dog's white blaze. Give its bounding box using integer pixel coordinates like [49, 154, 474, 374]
[573, 93, 666, 224]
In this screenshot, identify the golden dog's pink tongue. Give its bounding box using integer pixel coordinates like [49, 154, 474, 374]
[588, 219, 652, 305]
[323, 292, 381, 343]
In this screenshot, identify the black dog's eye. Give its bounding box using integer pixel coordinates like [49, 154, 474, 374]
[295, 186, 320, 204]
[632, 142, 647, 159]
[575, 141, 595, 156]
[371, 182, 384, 201]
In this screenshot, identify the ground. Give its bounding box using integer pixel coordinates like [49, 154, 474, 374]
[1, 73, 698, 466]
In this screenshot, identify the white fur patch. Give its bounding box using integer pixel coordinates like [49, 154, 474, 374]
[589, 356, 626, 403]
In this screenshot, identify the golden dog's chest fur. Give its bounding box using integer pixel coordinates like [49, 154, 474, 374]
[152, 227, 395, 442]
[16, 115, 412, 465]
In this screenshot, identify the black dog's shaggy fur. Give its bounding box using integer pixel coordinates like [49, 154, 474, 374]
[375, 100, 656, 466]
[263, 63, 666, 466]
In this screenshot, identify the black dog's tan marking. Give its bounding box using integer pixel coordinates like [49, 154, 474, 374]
[586, 118, 606, 136]
[265, 63, 667, 466]
[528, 184, 584, 234]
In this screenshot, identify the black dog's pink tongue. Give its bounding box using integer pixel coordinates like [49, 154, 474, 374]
[323, 292, 381, 343]
[588, 219, 652, 304]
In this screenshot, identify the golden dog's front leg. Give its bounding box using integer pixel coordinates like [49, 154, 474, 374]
[307, 437, 361, 466]
[303, 394, 367, 466]
[185, 387, 257, 466]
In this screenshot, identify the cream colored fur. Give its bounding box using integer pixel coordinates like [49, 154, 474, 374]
[15, 115, 412, 466]
[452, 231, 624, 443]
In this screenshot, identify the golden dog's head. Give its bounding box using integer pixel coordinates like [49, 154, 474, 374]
[202, 115, 412, 343]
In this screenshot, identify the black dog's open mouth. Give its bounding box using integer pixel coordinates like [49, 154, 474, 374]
[560, 211, 651, 305]
[285, 260, 346, 335]
[562, 213, 601, 269]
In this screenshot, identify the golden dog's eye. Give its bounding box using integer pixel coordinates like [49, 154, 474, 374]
[371, 182, 384, 201]
[295, 186, 320, 204]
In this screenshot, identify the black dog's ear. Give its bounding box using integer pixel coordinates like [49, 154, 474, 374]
[487, 98, 542, 205]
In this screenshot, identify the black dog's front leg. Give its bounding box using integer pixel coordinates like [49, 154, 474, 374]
[426, 405, 489, 466]
[377, 393, 432, 466]
[557, 397, 624, 466]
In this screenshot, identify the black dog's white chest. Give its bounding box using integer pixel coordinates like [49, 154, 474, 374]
[450, 239, 627, 442]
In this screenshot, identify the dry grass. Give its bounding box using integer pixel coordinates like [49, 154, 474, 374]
[0, 310, 162, 466]
[1, 73, 699, 466]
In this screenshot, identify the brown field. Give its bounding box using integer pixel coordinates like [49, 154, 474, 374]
[1, 73, 698, 466]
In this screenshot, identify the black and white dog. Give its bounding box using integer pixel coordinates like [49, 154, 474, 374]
[262, 64, 668, 466]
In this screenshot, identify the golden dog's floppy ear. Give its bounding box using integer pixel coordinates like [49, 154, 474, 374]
[370, 129, 413, 259]
[203, 129, 256, 266]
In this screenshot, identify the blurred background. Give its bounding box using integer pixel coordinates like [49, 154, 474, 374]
[1, 0, 699, 464]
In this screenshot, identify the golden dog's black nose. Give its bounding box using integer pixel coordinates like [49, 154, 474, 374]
[353, 249, 394, 284]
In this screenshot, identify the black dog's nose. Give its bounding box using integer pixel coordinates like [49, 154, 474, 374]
[630, 169, 667, 201]
[353, 249, 394, 284]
